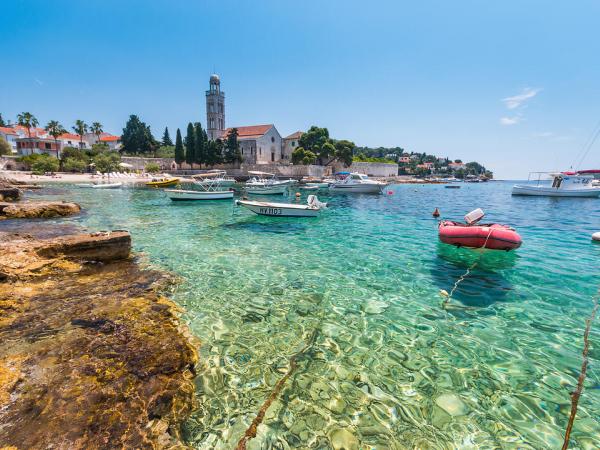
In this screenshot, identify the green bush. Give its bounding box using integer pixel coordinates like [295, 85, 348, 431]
[154, 145, 175, 158]
[92, 152, 121, 174]
[145, 162, 161, 173]
[62, 157, 87, 173]
[30, 155, 60, 174]
[60, 146, 87, 161]
[0, 136, 11, 155]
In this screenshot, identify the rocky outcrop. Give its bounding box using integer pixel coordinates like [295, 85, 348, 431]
[0, 178, 21, 201]
[0, 230, 198, 448]
[0, 200, 80, 218]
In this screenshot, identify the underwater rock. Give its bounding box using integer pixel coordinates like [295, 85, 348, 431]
[0, 229, 198, 449]
[0, 187, 20, 201]
[0, 200, 80, 218]
[329, 427, 359, 450]
[435, 393, 469, 416]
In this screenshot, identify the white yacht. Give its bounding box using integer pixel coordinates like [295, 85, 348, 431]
[236, 195, 327, 217]
[328, 172, 388, 194]
[512, 172, 600, 198]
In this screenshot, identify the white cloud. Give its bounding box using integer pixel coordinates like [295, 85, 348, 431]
[500, 116, 521, 126]
[502, 87, 541, 110]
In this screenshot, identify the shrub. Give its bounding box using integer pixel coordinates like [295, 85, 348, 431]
[31, 155, 60, 174]
[0, 136, 11, 155]
[60, 146, 86, 161]
[154, 145, 175, 158]
[145, 162, 160, 173]
[92, 152, 121, 174]
[62, 157, 87, 173]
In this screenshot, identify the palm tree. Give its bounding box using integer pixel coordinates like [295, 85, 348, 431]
[45, 120, 66, 159]
[17, 112, 39, 138]
[72, 120, 88, 149]
[90, 122, 104, 144]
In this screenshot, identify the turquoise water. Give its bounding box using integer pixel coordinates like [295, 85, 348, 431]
[11, 182, 600, 449]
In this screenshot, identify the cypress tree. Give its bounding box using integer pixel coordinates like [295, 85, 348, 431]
[162, 126, 173, 146]
[224, 128, 240, 163]
[0, 113, 5, 127]
[185, 122, 195, 168]
[174, 128, 184, 167]
[194, 122, 206, 168]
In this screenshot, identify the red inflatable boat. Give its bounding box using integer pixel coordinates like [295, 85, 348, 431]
[438, 221, 522, 250]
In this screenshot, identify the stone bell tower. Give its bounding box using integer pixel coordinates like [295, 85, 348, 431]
[206, 74, 225, 140]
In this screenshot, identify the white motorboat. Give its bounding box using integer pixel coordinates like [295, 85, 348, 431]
[236, 195, 327, 217]
[305, 182, 330, 188]
[165, 189, 233, 201]
[512, 172, 600, 198]
[245, 171, 289, 195]
[328, 172, 388, 194]
[80, 182, 122, 189]
[192, 170, 236, 188]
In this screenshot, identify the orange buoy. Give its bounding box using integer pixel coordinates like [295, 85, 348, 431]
[433, 208, 440, 218]
[295, 192, 301, 197]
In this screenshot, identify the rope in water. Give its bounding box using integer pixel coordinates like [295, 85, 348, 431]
[561, 292, 599, 450]
[440, 227, 494, 308]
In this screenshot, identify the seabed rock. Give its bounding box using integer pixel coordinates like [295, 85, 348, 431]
[0, 229, 199, 449]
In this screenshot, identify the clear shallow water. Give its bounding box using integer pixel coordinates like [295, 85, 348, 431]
[11, 182, 600, 449]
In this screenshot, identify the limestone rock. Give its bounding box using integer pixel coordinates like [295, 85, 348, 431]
[0, 201, 80, 219]
[435, 393, 469, 416]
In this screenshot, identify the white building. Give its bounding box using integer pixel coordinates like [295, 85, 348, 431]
[282, 131, 303, 162]
[221, 124, 284, 164]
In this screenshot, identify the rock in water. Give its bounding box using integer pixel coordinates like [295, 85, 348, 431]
[0, 201, 80, 219]
[329, 428, 359, 450]
[435, 393, 469, 416]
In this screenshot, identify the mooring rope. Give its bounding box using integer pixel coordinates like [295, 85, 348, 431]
[561, 292, 599, 449]
[440, 227, 494, 308]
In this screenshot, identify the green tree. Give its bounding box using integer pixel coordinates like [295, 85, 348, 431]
[72, 120, 88, 148]
[194, 122, 206, 167]
[17, 112, 39, 137]
[174, 128, 184, 167]
[206, 139, 223, 167]
[0, 136, 11, 155]
[334, 139, 355, 167]
[162, 127, 173, 146]
[90, 122, 104, 144]
[185, 122, 195, 167]
[291, 147, 317, 165]
[0, 113, 5, 127]
[45, 120, 66, 159]
[31, 154, 60, 174]
[93, 152, 121, 174]
[224, 128, 242, 163]
[121, 115, 157, 155]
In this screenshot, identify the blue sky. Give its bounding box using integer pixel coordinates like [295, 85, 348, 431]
[2, 0, 599, 178]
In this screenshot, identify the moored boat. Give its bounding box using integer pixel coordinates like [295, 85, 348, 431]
[245, 171, 289, 195]
[328, 172, 388, 194]
[192, 170, 236, 188]
[512, 172, 600, 198]
[146, 177, 180, 188]
[236, 195, 327, 217]
[438, 208, 522, 251]
[165, 189, 233, 201]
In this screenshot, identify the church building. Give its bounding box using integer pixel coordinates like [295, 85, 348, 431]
[205, 74, 301, 164]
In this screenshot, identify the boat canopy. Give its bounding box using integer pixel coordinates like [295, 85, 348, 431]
[193, 172, 225, 178]
[335, 172, 350, 175]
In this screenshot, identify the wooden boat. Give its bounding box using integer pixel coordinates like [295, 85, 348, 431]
[438, 208, 522, 251]
[165, 189, 233, 201]
[146, 177, 180, 188]
[236, 195, 327, 217]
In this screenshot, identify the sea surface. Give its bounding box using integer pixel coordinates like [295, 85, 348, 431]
[11, 181, 600, 449]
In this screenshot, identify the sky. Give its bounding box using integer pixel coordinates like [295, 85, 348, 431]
[2, 0, 600, 179]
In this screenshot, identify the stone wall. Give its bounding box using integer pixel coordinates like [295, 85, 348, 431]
[0, 156, 28, 171]
[342, 162, 398, 177]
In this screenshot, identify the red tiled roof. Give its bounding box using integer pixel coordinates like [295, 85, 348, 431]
[99, 135, 120, 142]
[13, 125, 46, 137]
[58, 132, 82, 140]
[0, 126, 17, 135]
[284, 131, 303, 140]
[221, 124, 272, 140]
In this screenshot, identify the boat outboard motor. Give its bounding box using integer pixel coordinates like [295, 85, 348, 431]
[464, 208, 484, 225]
[307, 195, 327, 208]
